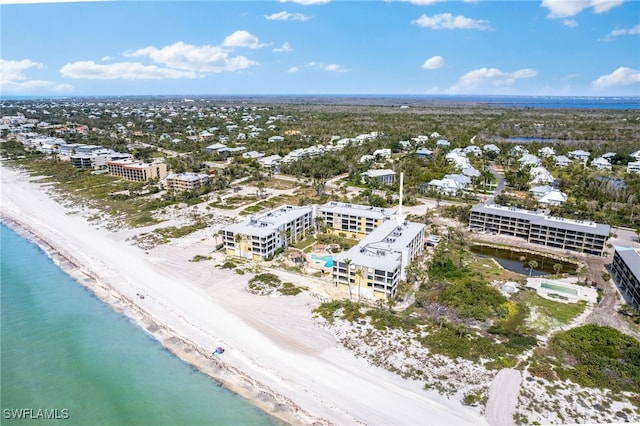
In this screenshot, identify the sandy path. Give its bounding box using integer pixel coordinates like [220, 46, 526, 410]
[1, 165, 487, 426]
[485, 368, 521, 426]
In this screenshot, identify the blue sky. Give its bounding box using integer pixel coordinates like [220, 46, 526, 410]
[1, 0, 639, 97]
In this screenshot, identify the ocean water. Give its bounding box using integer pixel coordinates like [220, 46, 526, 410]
[0, 223, 277, 426]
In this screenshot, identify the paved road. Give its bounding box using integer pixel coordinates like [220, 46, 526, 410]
[487, 161, 506, 203]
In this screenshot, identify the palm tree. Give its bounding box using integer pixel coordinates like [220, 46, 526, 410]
[354, 268, 363, 302]
[553, 263, 563, 275]
[234, 233, 243, 258]
[344, 258, 353, 300]
[528, 260, 539, 276]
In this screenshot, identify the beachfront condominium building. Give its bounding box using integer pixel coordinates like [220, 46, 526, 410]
[610, 246, 640, 309]
[221, 205, 313, 261]
[164, 172, 210, 191]
[469, 204, 610, 256]
[106, 159, 168, 182]
[318, 201, 396, 240]
[333, 218, 425, 300]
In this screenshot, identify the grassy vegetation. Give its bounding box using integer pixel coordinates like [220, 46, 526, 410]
[153, 221, 208, 239]
[190, 254, 213, 262]
[549, 325, 640, 393]
[517, 289, 586, 332]
[247, 273, 306, 296]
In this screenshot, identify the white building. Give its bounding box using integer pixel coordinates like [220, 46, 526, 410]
[627, 161, 640, 174]
[333, 219, 425, 300]
[221, 205, 313, 260]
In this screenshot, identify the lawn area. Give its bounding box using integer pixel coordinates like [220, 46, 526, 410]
[517, 289, 586, 332]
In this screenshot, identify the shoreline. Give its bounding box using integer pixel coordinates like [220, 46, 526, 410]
[0, 215, 320, 426]
[1, 165, 487, 425]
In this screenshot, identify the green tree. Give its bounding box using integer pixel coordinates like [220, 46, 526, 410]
[528, 260, 539, 276]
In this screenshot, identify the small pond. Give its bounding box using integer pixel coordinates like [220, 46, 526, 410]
[470, 245, 579, 276]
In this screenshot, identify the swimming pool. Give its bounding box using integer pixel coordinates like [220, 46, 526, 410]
[311, 254, 333, 268]
[541, 282, 578, 295]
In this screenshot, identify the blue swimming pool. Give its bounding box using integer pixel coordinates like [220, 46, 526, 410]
[311, 254, 333, 268]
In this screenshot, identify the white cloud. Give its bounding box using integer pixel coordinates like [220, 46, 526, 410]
[279, 0, 330, 4]
[300, 61, 347, 72]
[562, 19, 578, 27]
[541, 0, 624, 18]
[592, 67, 640, 89]
[421, 55, 444, 69]
[125, 41, 257, 73]
[604, 24, 640, 40]
[287, 67, 299, 73]
[265, 11, 310, 21]
[0, 58, 73, 93]
[448, 67, 537, 93]
[60, 61, 197, 80]
[324, 63, 347, 72]
[101, 56, 114, 61]
[413, 13, 490, 30]
[273, 42, 292, 53]
[222, 30, 264, 49]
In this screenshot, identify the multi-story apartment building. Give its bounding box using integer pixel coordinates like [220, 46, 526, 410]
[106, 159, 167, 182]
[333, 219, 425, 300]
[221, 205, 313, 260]
[164, 173, 210, 191]
[318, 201, 396, 240]
[469, 204, 610, 256]
[611, 246, 640, 308]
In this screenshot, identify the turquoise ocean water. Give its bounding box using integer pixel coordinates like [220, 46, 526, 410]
[0, 223, 277, 426]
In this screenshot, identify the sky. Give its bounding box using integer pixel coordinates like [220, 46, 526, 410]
[1, 0, 639, 97]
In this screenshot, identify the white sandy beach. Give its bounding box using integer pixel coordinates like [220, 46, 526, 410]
[0, 165, 488, 425]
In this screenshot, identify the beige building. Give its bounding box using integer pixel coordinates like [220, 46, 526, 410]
[318, 201, 396, 240]
[164, 173, 210, 191]
[106, 159, 167, 182]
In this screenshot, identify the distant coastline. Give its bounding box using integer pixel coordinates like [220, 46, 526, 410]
[2, 94, 639, 110]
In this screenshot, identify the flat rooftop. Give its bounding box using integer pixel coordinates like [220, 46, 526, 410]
[224, 205, 313, 237]
[320, 201, 396, 220]
[334, 219, 425, 271]
[471, 203, 610, 236]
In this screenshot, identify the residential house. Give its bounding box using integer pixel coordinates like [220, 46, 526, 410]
[361, 169, 396, 185]
[435, 139, 450, 148]
[591, 157, 612, 171]
[568, 149, 590, 163]
[372, 148, 392, 160]
[627, 161, 640, 174]
[629, 150, 640, 161]
[529, 166, 555, 185]
[519, 154, 541, 168]
[538, 146, 556, 157]
[415, 147, 433, 158]
[258, 155, 282, 173]
[538, 190, 568, 206]
[554, 155, 573, 168]
[242, 151, 265, 160]
[483, 144, 501, 154]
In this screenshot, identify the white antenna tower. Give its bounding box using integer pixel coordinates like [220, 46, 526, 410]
[396, 171, 406, 225]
